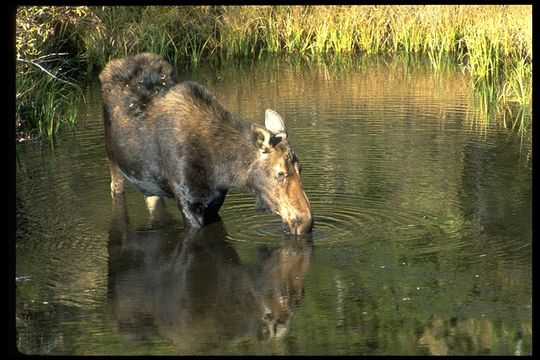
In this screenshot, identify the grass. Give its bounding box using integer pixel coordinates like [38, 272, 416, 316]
[15, 5, 532, 140]
[16, 55, 82, 140]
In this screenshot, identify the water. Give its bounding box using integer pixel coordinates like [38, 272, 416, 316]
[15, 56, 532, 355]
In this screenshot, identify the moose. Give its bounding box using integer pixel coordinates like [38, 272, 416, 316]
[99, 53, 312, 235]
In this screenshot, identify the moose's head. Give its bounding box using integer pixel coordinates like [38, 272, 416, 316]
[249, 109, 313, 235]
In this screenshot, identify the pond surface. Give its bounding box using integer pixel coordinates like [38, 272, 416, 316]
[15, 55, 532, 355]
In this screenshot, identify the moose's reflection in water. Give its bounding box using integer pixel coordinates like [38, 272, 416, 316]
[106, 195, 312, 353]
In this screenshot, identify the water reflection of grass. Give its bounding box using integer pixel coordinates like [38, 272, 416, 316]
[291, 232, 532, 355]
[16, 5, 531, 139]
[189, 53, 528, 139]
[468, 80, 532, 137]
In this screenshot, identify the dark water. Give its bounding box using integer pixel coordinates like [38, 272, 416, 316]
[15, 56, 532, 355]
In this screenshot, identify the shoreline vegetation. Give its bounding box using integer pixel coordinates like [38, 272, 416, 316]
[16, 5, 532, 140]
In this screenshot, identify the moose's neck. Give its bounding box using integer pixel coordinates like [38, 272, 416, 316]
[213, 120, 259, 192]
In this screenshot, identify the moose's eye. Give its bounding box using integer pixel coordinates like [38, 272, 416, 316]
[277, 171, 286, 182]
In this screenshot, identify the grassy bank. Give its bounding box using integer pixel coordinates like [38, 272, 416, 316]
[16, 5, 532, 140]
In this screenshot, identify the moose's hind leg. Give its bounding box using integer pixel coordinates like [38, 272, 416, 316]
[108, 158, 125, 197]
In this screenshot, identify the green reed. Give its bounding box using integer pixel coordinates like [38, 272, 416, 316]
[16, 64, 81, 140]
[16, 5, 532, 139]
[16, 6, 91, 140]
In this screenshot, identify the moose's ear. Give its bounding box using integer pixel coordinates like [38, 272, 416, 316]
[251, 124, 272, 153]
[265, 109, 287, 138]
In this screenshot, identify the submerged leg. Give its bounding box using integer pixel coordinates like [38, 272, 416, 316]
[144, 195, 162, 217]
[175, 189, 228, 229]
[145, 195, 173, 226]
[204, 189, 228, 224]
[177, 198, 205, 228]
[108, 193, 128, 266]
[108, 158, 125, 197]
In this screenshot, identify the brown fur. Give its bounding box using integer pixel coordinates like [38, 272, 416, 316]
[100, 53, 312, 234]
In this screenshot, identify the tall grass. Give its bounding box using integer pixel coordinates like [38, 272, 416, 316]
[16, 63, 80, 139]
[77, 6, 221, 67]
[15, 6, 89, 140]
[16, 5, 532, 139]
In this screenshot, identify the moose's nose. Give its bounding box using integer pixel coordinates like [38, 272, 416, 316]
[288, 212, 313, 235]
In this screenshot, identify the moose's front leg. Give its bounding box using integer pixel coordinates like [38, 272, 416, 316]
[174, 185, 227, 228]
[203, 189, 228, 224]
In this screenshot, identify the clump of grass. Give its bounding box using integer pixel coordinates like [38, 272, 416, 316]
[504, 57, 532, 109]
[78, 6, 220, 68]
[214, 6, 266, 58]
[458, 6, 531, 129]
[16, 62, 81, 139]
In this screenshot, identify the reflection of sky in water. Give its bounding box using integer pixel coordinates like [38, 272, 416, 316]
[15, 56, 531, 355]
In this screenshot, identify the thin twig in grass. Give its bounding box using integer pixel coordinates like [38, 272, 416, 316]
[17, 57, 78, 87]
